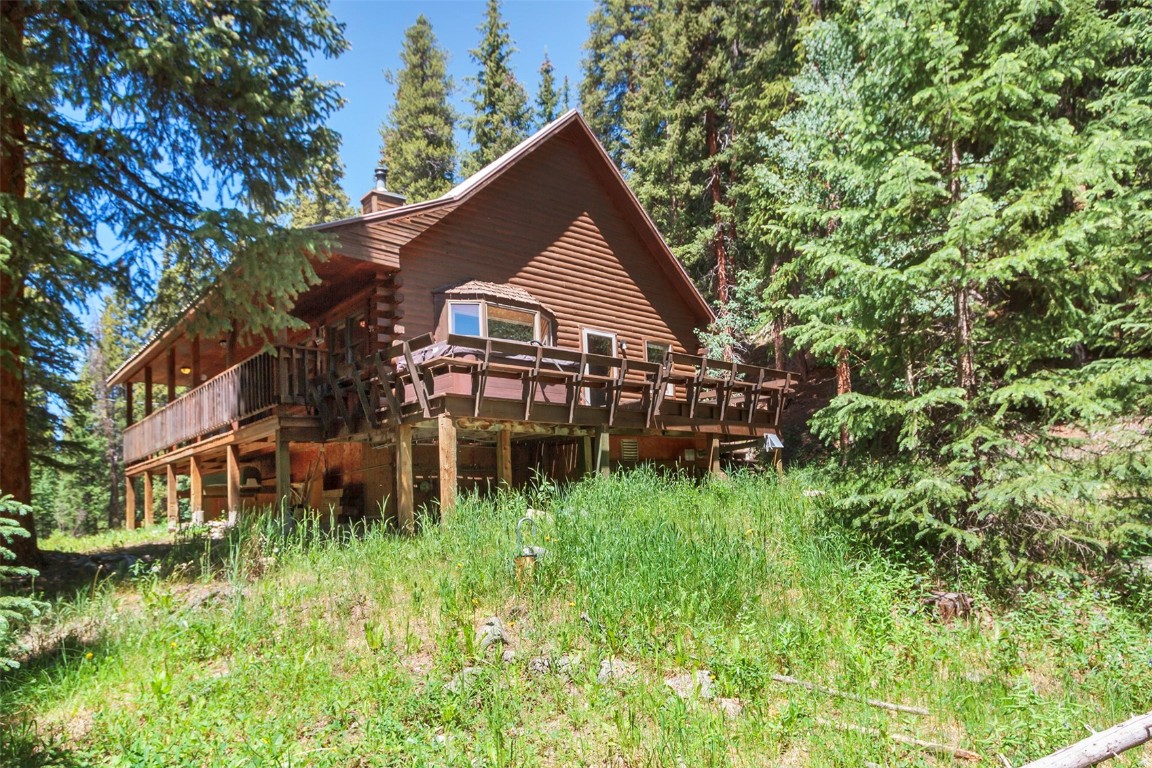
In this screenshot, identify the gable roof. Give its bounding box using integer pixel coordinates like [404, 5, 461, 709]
[109, 111, 713, 387]
[319, 111, 715, 323]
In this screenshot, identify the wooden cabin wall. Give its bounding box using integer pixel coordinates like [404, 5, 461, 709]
[399, 134, 708, 357]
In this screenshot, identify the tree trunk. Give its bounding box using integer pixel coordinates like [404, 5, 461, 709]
[1019, 711, 1152, 768]
[836, 345, 852, 462]
[705, 107, 730, 307]
[0, 2, 37, 564]
[949, 139, 976, 399]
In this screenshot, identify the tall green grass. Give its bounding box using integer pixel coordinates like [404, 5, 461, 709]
[3, 469, 1149, 767]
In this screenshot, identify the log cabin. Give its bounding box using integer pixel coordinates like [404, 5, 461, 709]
[108, 111, 795, 531]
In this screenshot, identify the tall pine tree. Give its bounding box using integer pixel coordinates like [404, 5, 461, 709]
[287, 144, 355, 227]
[623, 1, 781, 312]
[536, 53, 560, 127]
[465, 0, 530, 175]
[0, 0, 348, 563]
[579, 0, 649, 168]
[380, 15, 457, 203]
[767, 1, 1152, 581]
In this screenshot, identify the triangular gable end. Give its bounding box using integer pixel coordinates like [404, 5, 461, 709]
[429, 111, 715, 325]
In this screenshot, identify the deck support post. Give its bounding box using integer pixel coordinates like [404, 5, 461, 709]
[142, 472, 154, 527]
[496, 427, 512, 489]
[595, 428, 611, 476]
[707, 437, 724, 478]
[144, 365, 153, 415]
[125, 381, 134, 426]
[189, 456, 204, 524]
[581, 434, 594, 476]
[274, 432, 292, 516]
[437, 414, 457, 522]
[226, 444, 241, 525]
[166, 463, 178, 529]
[125, 475, 137, 531]
[396, 423, 414, 534]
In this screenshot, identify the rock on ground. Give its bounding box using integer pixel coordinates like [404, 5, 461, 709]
[597, 657, 637, 684]
[665, 669, 714, 700]
[475, 617, 507, 653]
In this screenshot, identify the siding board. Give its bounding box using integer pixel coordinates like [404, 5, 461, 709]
[399, 136, 709, 356]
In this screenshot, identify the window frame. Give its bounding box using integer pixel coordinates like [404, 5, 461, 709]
[446, 299, 551, 344]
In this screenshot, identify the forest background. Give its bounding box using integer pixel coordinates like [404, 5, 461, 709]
[3, 0, 1149, 595]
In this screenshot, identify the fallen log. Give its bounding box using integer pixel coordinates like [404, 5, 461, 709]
[1018, 711, 1152, 768]
[814, 717, 981, 762]
[772, 674, 930, 716]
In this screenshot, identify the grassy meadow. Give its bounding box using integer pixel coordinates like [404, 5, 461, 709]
[2, 470, 1150, 767]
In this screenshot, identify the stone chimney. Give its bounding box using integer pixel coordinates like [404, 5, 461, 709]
[360, 166, 407, 214]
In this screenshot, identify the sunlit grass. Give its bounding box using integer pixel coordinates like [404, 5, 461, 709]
[39, 524, 171, 554]
[3, 469, 1149, 767]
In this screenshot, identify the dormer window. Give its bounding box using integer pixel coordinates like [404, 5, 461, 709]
[439, 281, 554, 344]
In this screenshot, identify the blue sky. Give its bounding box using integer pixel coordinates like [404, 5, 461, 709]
[311, 0, 596, 204]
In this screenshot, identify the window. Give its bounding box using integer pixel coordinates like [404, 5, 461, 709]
[645, 341, 670, 365]
[449, 302, 482, 336]
[487, 304, 536, 342]
[645, 341, 674, 397]
[447, 300, 551, 343]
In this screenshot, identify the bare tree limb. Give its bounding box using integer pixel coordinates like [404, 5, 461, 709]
[1019, 711, 1152, 768]
[772, 674, 930, 716]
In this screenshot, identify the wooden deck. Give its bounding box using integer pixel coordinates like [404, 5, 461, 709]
[123, 345, 323, 465]
[123, 334, 795, 466]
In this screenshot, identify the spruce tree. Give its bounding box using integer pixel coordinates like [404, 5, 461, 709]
[623, 1, 782, 312]
[380, 15, 457, 203]
[561, 76, 572, 113]
[536, 53, 560, 127]
[287, 145, 355, 227]
[465, 0, 530, 175]
[579, 0, 649, 168]
[0, 0, 348, 562]
[766, 1, 1152, 581]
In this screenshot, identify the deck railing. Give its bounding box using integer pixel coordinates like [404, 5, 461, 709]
[123, 345, 322, 464]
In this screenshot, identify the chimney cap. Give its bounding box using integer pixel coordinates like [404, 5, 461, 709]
[374, 166, 389, 192]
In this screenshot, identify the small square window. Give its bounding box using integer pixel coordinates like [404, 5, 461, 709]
[449, 302, 482, 336]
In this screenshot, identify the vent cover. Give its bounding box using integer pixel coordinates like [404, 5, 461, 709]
[621, 439, 639, 462]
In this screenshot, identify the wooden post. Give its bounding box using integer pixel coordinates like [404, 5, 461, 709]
[708, 436, 724, 478]
[142, 472, 154, 527]
[125, 475, 137, 531]
[125, 380, 134, 426]
[226, 444, 240, 523]
[166, 347, 176, 402]
[595, 428, 610, 476]
[189, 455, 204, 523]
[191, 337, 201, 386]
[396, 423, 414, 534]
[438, 414, 457, 521]
[274, 432, 291, 515]
[166, 463, 178, 528]
[581, 434, 594, 476]
[144, 364, 153, 416]
[496, 427, 512, 489]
